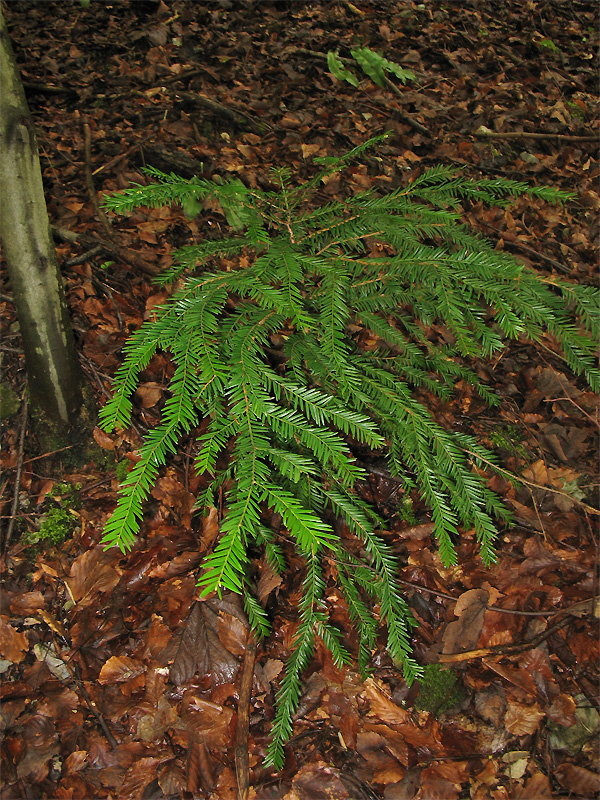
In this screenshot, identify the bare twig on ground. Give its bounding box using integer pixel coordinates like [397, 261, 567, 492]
[83, 122, 116, 242]
[175, 90, 270, 134]
[235, 630, 257, 800]
[478, 219, 572, 274]
[438, 612, 586, 663]
[465, 449, 600, 515]
[475, 126, 597, 143]
[53, 226, 159, 277]
[72, 662, 118, 748]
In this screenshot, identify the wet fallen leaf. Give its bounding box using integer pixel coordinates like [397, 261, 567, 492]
[169, 600, 240, 686]
[442, 588, 489, 654]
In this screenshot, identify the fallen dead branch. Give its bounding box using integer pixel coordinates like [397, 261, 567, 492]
[53, 226, 159, 277]
[235, 630, 257, 800]
[475, 125, 598, 143]
[439, 601, 598, 663]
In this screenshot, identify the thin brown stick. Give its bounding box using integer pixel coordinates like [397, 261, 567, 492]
[91, 132, 155, 177]
[3, 395, 28, 551]
[478, 219, 572, 274]
[439, 614, 574, 663]
[72, 663, 118, 748]
[235, 630, 257, 800]
[52, 226, 159, 277]
[83, 122, 116, 241]
[475, 127, 597, 143]
[383, 75, 431, 136]
[397, 576, 598, 619]
[465, 449, 600, 516]
[176, 91, 269, 134]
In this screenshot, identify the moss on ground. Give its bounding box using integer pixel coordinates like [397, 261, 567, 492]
[414, 664, 468, 716]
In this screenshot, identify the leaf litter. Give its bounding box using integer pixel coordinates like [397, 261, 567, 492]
[0, 1, 598, 798]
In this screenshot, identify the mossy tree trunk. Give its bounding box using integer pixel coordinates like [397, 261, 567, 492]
[0, 7, 83, 426]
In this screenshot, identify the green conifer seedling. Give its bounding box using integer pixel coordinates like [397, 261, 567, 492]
[100, 133, 599, 767]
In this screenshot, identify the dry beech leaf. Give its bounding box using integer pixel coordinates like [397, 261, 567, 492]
[384, 767, 422, 800]
[504, 700, 545, 736]
[158, 762, 186, 796]
[119, 756, 160, 799]
[301, 143, 322, 159]
[547, 693, 577, 726]
[0, 616, 29, 663]
[284, 762, 350, 800]
[513, 772, 553, 798]
[261, 658, 284, 685]
[257, 559, 283, 603]
[145, 614, 173, 659]
[98, 655, 145, 684]
[9, 591, 46, 616]
[442, 588, 489, 654]
[554, 764, 600, 797]
[93, 425, 116, 450]
[217, 610, 248, 657]
[67, 547, 121, 605]
[180, 697, 234, 748]
[63, 750, 88, 775]
[373, 766, 406, 786]
[134, 381, 163, 408]
[364, 678, 411, 726]
[201, 506, 220, 548]
[137, 696, 178, 742]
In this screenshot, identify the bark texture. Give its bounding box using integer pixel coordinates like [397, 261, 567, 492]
[0, 8, 82, 425]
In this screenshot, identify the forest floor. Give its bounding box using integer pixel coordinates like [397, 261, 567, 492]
[1, 2, 599, 799]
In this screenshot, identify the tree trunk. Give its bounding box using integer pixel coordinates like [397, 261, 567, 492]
[0, 7, 82, 425]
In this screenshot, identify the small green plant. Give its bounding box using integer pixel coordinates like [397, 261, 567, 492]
[537, 38, 560, 54]
[489, 426, 529, 461]
[99, 133, 598, 767]
[114, 458, 130, 482]
[414, 664, 467, 715]
[398, 496, 418, 526]
[23, 507, 75, 550]
[327, 47, 415, 89]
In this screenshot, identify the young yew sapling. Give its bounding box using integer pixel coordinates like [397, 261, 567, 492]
[100, 134, 598, 767]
